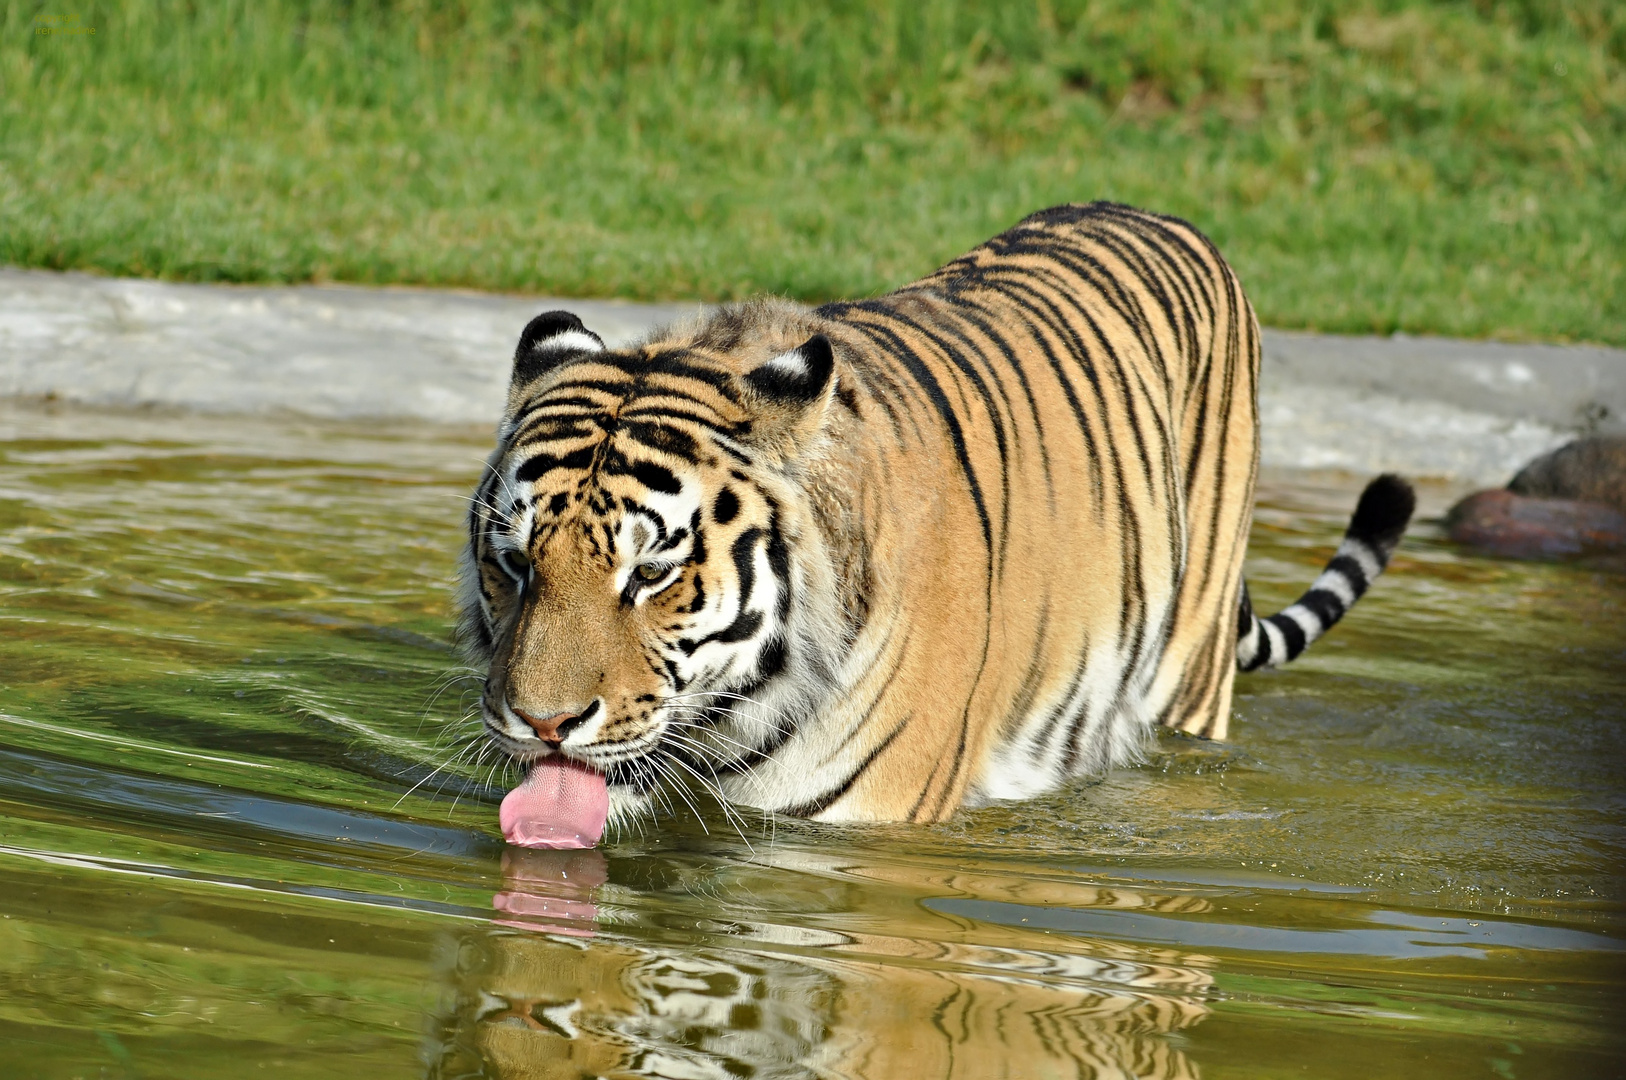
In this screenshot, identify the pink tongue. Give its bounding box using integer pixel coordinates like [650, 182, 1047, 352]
[500, 759, 610, 849]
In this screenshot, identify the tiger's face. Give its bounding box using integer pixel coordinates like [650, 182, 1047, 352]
[474, 428, 784, 769]
[459, 307, 840, 824]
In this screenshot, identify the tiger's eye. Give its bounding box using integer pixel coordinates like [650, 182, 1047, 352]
[501, 550, 530, 580]
[634, 563, 665, 582]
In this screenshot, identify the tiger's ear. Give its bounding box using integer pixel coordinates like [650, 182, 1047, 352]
[512, 311, 604, 386]
[745, 333, 834, 406]
[741, 334, 837, 450]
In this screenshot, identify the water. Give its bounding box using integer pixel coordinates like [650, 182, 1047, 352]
[0, 400, 1621, 1079]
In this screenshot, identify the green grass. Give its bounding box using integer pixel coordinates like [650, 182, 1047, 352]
[2, 0, 1623, 343]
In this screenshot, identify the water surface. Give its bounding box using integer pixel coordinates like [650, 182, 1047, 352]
[0, 401, 1621, 1078]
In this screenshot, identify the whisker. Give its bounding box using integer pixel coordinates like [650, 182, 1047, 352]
[661, 749, 757, 853]
[446, 741, 499, 817]
[649, 754, 709, 836]
[390, 732, 483, 811]
[660, 729, 770, 801]
[650, 707, 761, 757]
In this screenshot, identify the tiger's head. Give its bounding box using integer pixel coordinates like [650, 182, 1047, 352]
[458, 303, 848, 827]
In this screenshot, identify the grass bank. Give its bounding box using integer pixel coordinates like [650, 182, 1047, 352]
[2, 1, 1622, 343]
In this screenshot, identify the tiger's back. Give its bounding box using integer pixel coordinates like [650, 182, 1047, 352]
[792, 202, 1258, 818]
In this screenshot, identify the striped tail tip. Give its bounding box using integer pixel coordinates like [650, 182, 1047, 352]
[1236, 474, 1415, 672]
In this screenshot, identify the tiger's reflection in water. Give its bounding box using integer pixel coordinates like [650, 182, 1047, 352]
[426, 849, 1214, 1079]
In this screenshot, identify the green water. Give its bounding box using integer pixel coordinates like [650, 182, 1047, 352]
[0, 401, 1621, 1079]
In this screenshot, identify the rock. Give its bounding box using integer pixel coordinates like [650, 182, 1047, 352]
[1508, 436, 1626, 513]
[1446, 488, 1626, 560]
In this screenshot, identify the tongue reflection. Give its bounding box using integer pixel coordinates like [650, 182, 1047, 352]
[499, 758, 610, 849]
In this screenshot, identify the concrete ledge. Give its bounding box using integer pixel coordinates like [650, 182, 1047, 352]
[0, 267, 696, 426]
[1261, 329, 1623, 436]
[1255, 330, 1624, 486]
[2, 266, 1621, 486]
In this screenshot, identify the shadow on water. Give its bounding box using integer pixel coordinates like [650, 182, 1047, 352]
[0, 403, 1622, 1079]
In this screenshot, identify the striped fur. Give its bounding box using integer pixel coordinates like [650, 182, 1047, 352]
[1235, 475, 1414, 671]
[459, 202, 1413, 826]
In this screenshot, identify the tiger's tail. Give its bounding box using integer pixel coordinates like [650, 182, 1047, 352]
[1236, 474, 1416, 672]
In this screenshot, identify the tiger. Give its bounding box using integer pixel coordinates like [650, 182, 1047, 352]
[459, 202, 1414, 842]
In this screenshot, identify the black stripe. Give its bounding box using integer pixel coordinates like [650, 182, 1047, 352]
[710, 435, 753, 465]
[713, 488, 739, 524]
[1296, 588, 1346, 629]
[627, 350, 743, 403]
[620, 402, 731, 427]
[1033, 649, 1093, 769]
[999, 596, 1051, 736]
[745, 634, 787, 690]
[524, 395, 606, 413]
[506, 391, 614, 435]
[678, 527, 762, 654]
[624, 421, 701, 463]
[681, 609, 762, 651]
[631, 460, 682, 494]
[687, 509, 707, 566]
[778, 717, 909, 819]
[1056, 683, 1102, 778]
[1325, 554, 1370, 594]
[817, 337, 915, 441]
[1267, 613, 1307, 658]
[823, 310, 995, 818]
[1247, 619, 1271, 668]
[659, 653, 688, 692]
[960, 283, 1103, 508]
[598, 445, 683, 494]
[826, 307, 995, 561]
[527, 376, 636, 400]
[945, 298, 1054, 492]
[764, 501, 792, 619]
[515, 445, 596, 483]
[1012, 257, 1163, 498]
[857, 303, 1016, 568]
[514, 420, 600, 445]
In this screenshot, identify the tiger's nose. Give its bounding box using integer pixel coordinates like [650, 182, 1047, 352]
[511, 705, 585, 745]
